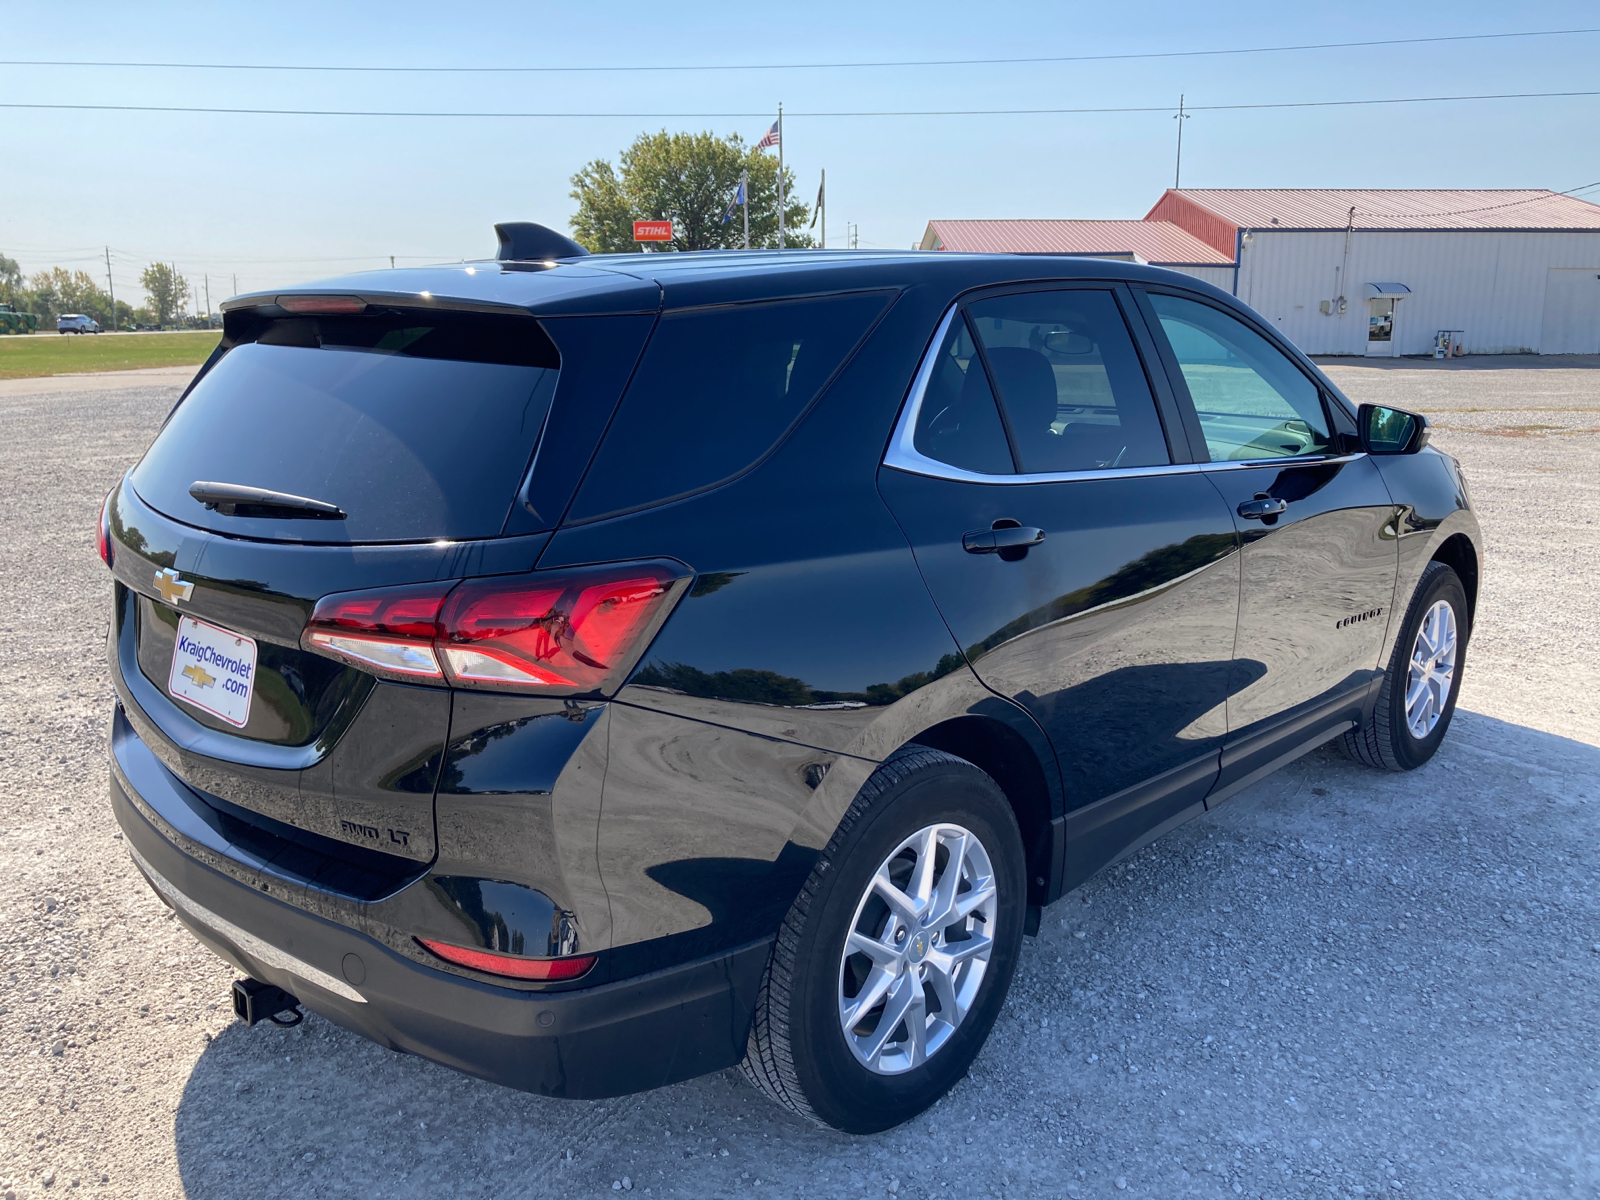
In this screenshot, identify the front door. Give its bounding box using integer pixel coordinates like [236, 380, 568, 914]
[1141, 290, 1399, 795]
[1365, 297, 1400, 357]
[880, 286, 1241, 879]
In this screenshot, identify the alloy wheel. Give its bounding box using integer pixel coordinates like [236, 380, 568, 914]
[837, 822, 998, 1075]
[1406, 599, 1458, 739]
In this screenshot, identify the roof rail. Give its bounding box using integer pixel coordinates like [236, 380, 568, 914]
[495, 222, 589, 261]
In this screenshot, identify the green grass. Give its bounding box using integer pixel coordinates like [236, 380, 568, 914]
[0, 330, 221, 380]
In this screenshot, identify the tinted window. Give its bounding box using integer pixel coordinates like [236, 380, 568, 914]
[131, 311, 559, 542]
[572, 292, 891, 518]
[911, 313, 1014, 475]
[967, 289, 1169, 474]
[1149, 293, 1332, 461]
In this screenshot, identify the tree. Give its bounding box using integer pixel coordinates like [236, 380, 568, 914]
[140, 262, 189, 326]
[0, 253, 21, 305]
[25, 268, 112, 323]
[570, 129, 813, 253]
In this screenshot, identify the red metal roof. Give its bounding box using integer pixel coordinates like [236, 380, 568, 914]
[920, 219, 1232, 264]
[1146, 189, 1600, 233]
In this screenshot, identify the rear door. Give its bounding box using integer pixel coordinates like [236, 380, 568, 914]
[1135, 288, 1398, 794]
[879, 285, 1240, 879]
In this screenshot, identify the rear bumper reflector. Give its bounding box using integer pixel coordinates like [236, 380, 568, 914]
[127, 842, 366, 1004]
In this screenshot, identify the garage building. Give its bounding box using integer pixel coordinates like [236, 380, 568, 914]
[923, 190, 1600, 355]
[916, 219, 1235, 289]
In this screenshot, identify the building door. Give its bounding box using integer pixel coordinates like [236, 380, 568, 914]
[1365, 297, 1400, 357]
[879, 286, 1240, 875]
[1539, 269, 1600, 354]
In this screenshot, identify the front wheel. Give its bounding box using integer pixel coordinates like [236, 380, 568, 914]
[1343, 560, 1469, 771]
[742, 746, 1026, 1133]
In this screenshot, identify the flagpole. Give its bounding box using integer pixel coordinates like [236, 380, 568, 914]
[777, 103, 784, 250]
[741, 168, 750, 250]
[821, 168, 825, 250]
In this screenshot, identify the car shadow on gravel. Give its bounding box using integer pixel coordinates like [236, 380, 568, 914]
[171, 709, 1600, 1199]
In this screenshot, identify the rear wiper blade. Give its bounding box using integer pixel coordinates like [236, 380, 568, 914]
[189, 481, 347, 520]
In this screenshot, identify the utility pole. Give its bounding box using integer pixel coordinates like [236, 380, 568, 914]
[204, 274, 211, 323]
[104, 247, 115, 331]
[1173, 95, 1190, 189]
[232, 273, 238, 297]
[390, 256, 395, 269]
[776, 103, 784, 250]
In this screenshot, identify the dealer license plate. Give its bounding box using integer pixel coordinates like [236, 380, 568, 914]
[167, 615, 258, 728]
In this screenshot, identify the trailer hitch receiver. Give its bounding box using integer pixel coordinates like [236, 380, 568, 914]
[231, 977, 303, 1027]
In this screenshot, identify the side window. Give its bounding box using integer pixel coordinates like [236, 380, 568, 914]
[1148, 293, 1332, 462]
[571, 291, 891, 519]
[965, 289, 1170, 474]
[911, 313, 1015, 475]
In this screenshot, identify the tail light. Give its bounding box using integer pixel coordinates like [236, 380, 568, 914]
[302, 582, 454, 680]
[97, 489, 115, 567]
[416, 937, 596, 982]
[276, 294, 367, 314]
[301, 561, 688, 696]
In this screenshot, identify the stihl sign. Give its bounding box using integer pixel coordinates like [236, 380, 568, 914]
[633, 220, 673, 242]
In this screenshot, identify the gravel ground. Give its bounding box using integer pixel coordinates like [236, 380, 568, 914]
[1, 357, 1596, 1199]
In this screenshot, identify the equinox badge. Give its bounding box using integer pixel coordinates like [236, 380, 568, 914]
[153, 567, 194, 606]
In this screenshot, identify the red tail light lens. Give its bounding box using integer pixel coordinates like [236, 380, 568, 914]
[302, 582, 453, 680]
[301, 562, 687, 695]
[416, 937, 596, 982]
[276, 294, 367, 314]
[97, 489, 115, 567]
[439, 565, 682, 694]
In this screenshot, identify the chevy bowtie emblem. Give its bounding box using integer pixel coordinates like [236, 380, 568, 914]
[181, 664, 216, 689]
[153, 567, 194, 606]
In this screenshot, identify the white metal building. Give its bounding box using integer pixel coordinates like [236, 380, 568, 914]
[1144, 189, 1600, 356]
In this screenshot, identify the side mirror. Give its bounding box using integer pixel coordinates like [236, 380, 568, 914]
[1358, 403, 1430, 455]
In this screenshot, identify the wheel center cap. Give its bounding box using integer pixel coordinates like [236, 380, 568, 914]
[906, 930, 930, 964]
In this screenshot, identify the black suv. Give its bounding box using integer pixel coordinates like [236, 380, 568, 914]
[102, 224, 1480, 1133]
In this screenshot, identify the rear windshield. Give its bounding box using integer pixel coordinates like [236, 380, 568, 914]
[131, 311, 559, 543]
[569, 291, 892, 520]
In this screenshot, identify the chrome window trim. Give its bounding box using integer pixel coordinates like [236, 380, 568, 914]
[882, 302, 1367, 486]
[1198, 452, 1367, 473]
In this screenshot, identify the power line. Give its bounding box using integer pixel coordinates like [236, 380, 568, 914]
[1, 90, 1596, 120]
[2, 28, 1595, 74]
[1339, 180, 1600, 220]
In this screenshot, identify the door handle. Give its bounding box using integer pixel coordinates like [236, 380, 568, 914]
[963, 526, 1046, 554]
[1237, 497, 1289, 520]
[1235, 499, 1286, 521]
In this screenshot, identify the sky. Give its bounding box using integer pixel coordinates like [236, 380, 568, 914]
[4, 1, 1597, 306]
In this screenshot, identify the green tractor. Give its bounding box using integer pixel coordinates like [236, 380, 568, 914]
[0, 304, 39, 335]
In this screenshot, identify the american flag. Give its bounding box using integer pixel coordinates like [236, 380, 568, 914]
[755, 120, 780, 150]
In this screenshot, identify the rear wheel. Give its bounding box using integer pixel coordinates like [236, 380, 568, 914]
[1343, 560, 1468, 771]
[742, 746, 1026, 1133]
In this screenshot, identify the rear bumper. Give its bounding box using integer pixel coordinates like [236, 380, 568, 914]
[110, 769, 770, 1099]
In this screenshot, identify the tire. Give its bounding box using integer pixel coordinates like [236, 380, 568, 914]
[741, 746, 1027, 1133]
[1343, 560, 1469, 771]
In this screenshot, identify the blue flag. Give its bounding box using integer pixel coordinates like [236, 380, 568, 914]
[721, 179, 746, 226]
